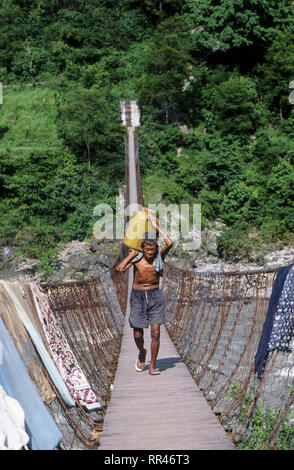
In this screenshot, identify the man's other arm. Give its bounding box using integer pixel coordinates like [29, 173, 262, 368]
[115, 249, 139, 272]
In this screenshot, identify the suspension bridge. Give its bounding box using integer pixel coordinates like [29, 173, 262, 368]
[99, 101, 234, 450]
[44, 102, 294, 450]
[1, 101, 293, 451]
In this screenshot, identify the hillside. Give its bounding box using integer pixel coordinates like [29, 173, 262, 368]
[0, 0, 293, 278]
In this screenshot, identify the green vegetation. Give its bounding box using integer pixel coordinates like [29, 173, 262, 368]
[0, 0, 293, 271]
[225, 382, 294, 450]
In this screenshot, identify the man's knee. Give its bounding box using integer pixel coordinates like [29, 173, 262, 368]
[151, 324, 160, 341]
[134, 328, 144, 340]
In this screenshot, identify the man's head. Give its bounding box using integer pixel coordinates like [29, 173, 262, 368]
[141, 238, 158, 261]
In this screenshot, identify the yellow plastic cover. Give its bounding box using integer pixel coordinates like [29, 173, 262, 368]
[123, 211, 157, 251]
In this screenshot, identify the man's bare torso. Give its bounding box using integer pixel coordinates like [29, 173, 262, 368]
[132, 257, 159, 290]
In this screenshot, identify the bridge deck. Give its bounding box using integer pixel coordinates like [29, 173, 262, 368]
[99, 307, 235, 450]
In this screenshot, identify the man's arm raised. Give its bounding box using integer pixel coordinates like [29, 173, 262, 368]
[115, 248, 139, 272]
[147, 214, 173, 261]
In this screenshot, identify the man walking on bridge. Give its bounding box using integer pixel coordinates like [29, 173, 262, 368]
[115, 212, 173, 375]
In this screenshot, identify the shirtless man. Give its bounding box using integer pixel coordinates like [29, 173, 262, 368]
[115, 212, 173, 375]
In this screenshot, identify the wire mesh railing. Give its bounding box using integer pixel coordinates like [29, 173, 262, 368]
[40, 268, 128, 449]
[162, 264, 294, 450]
[2, 261, 292, 450]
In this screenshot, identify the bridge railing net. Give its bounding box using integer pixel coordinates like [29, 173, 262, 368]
[41, 268, 128, 450]
[162, 264, 294, 450]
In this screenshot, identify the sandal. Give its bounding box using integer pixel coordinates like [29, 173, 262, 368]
[135, 348, 146, 372]
[149, 368, 161, 375]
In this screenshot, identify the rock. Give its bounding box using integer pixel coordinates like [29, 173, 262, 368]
[58, 240, 89, 264]
[264, 246, 294, 267]
[2, 246, 14, 262]
[199, 220, 226, 258]
[95, 255, 112, 268]
[11, 257, 39, 275]
[77, 256, 97, 272]
[90, 238, 101, 252]
[77, 255, 111, 272]
[0, 234, 293, 283]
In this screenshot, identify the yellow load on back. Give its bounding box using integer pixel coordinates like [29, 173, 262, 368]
[123, 211, 158, 251]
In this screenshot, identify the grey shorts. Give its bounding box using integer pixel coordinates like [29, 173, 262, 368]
[129, 288, 165, 329]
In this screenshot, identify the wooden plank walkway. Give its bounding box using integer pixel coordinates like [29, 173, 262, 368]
[99, 299, 235, 450]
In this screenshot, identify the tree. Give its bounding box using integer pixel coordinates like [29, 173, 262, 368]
[57, 85, 122, 166]
[0, 0, 25, 72]
[259, 30, 294, 121]
[213, 76, 262, 135]
[138, 15, 193, 123]
[265, 158, 294, 232]
[184, 0, 294, 53]
[123, 0, 183, 22]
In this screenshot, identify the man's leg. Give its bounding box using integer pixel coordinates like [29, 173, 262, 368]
[133, 328, 146, 371]
[149, 323, 161, 374]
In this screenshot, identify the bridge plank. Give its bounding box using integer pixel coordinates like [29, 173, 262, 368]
[99, 312, 235, 450]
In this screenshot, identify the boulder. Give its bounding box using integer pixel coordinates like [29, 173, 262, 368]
[2, 246, 14, 263]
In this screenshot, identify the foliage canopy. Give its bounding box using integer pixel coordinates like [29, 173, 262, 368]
[0, 0, 293, 269]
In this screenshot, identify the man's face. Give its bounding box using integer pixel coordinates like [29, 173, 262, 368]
[142, 243, 158, 261]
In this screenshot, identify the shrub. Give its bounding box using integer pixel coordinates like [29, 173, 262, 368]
[216, 223, 263, 261]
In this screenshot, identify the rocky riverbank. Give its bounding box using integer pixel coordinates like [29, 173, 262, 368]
[0, 225, 293, 283]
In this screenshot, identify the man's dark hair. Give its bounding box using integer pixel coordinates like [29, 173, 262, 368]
[141, 239, 158, 249]
[141, 232, 158, 250]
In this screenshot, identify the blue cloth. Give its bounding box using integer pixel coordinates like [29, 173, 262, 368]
[0, 281, 75, 407]
[268, 265, 294, 352]
[131, 251, 164, 277]
[0, 317, 63, 450]
[254, 265, 293, 379]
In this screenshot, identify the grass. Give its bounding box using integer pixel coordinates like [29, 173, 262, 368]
[0, 85, 60, 158]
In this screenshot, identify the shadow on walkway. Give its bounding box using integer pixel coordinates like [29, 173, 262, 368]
[152, 356, 182, 372]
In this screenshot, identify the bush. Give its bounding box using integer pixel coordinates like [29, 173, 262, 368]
[220, 182, 263, 224]
[216, 224, 263, 261]
[265, 158, 294, 232]
[213, 76, 263, 136]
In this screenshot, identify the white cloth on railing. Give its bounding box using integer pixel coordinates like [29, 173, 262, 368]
[0, 384, 30, 450]
[0, 280, 75, 407]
